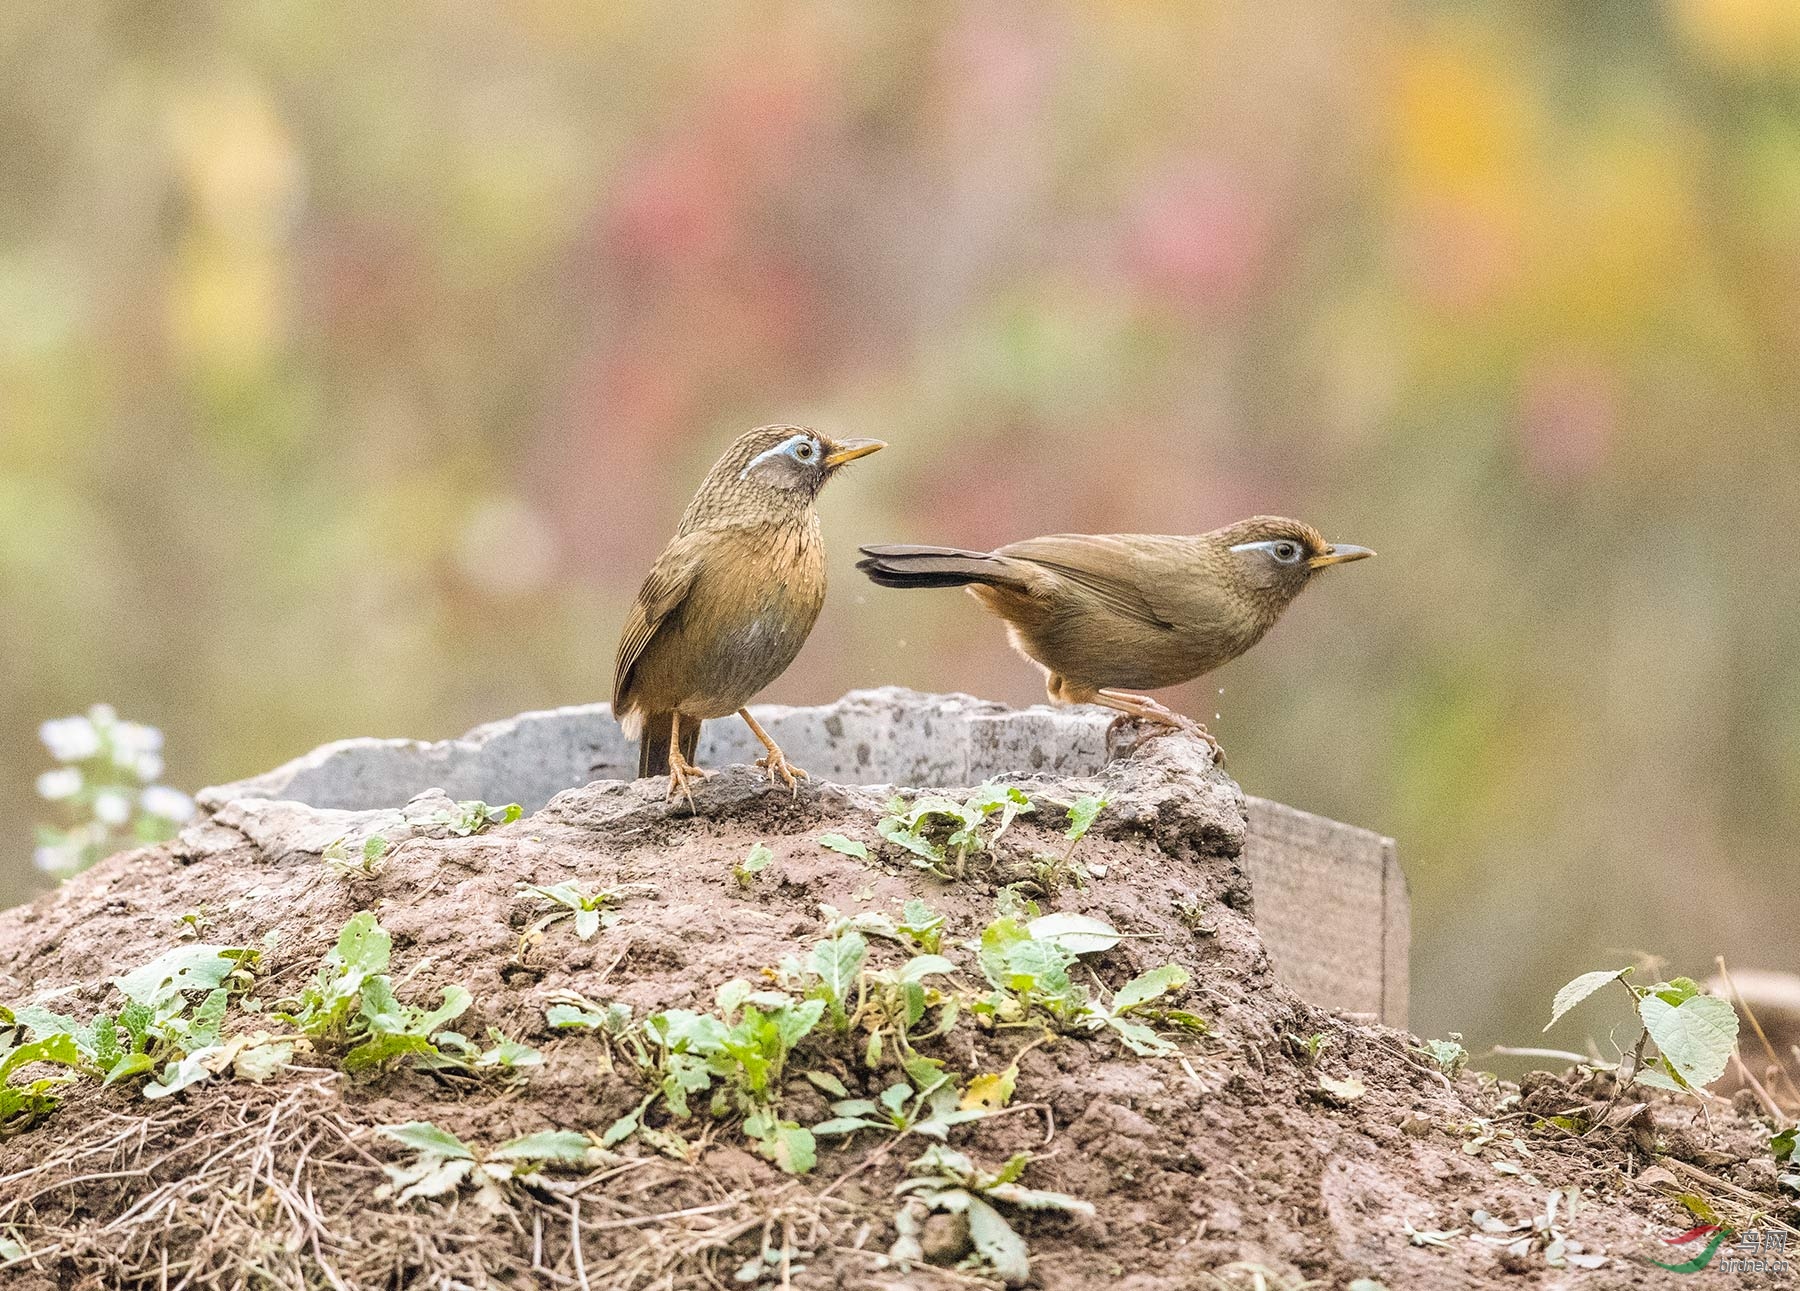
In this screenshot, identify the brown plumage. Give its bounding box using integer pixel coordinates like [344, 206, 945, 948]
[614, 424, 884, 806]
[857, 517, 1372, 756]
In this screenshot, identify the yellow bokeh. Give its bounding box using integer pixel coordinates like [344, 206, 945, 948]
[1671, 0, 1800, 72]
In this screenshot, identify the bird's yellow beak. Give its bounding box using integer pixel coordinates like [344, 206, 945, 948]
[1308, 543, 1374, 569]
[823, 438, 886, 468]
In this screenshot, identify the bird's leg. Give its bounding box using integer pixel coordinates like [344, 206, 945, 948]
[738, 708, 810, 794]
[664, 712, 713, 811]
[1092, 687, 1225, 763]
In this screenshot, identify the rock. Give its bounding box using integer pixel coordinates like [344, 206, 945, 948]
[195, 688, 1409, 1023]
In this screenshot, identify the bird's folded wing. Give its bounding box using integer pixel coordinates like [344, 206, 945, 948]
[612, 532, 708, 708]
[996, 533, 1180, 630]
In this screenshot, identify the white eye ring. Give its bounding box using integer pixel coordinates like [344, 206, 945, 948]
[741, 434, 820, 479]
[1229, 538, 1306, 565]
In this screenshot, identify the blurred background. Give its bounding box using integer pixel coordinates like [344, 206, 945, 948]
[3, 0, 1797, 1054]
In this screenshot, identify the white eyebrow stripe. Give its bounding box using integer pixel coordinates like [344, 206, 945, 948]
[740, 434, 817, 479]
[1229, 540, 1281, 554]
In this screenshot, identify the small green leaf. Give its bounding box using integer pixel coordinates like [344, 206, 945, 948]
[1064, 795, 1107, 842]
[771, 1124, 816, 1174]
[476, 1034, 544, 1069]
[334, 913, 392, 976]
[1105, 1016, 1177, 1056]
[1638, 992, 1738, 1089]
[573, 907, 601, 940]
[379, 1121, 475, 1159]
[899, 954, 958, 983]
[817, 834, 870, 860]
[1113, 964, 1189, 1013]
[1631, 1059, 1689, 1093]
[877, 816, 947, 866]
[1544, 968, 1631, 1031]
[0, 1033, 82, 1081]
[417, 985, 473, 1035]
[491, 1130, 592, 1163]
[1653, 977, 1702, 1007]
[142, 1050, 219, 1100]
[715, 979, 753, 1016]
[964, 1193, 1031, 1285]
[546, 1003, 604, 1030]
[780, 997, 827, 1047]
[734, 843, 774, 886]
[809, 933, 867, 1018]
[986, 1182, 1096, 1214]
[804, 1070, 848, 1097]
[101, 1052, 157, 1086]
[344, 1033, 434, 1071]
[232, 1039, 293, 1083]
[1025, 913, 1120, 956]
[1772, 1127, 1798, 1162]
[112, 945, 244, 1008]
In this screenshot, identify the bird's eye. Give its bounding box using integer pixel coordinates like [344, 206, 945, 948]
[794, 440, 817, 461]
[1273, 542, 1300, 563]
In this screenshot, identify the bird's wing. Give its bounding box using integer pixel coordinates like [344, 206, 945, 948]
[612, 532, 709, 710]
[995, 533, 1182, 630]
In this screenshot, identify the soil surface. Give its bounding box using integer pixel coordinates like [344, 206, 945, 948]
[0, 729, 1789, 1290]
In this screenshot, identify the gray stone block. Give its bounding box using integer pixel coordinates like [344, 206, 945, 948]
[197, 687, 1408, 1024]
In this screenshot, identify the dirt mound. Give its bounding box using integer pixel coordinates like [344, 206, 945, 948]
[0, 725, 1788, 1290]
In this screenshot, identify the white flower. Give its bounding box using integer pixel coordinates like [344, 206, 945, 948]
[92, 790, 132, 827]
[39, 715, 101, 762]
[35, 767, 83, 801]
[110, 720, 165, 765]
[141, 786, 195, 823]
[133, 752, 164, 783]
[88, 703, 117, 725]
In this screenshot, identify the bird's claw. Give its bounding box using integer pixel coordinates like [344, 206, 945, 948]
[1108, 704, 1226, 765]
[1159, 711, 1226, 764]
[665, 758, 714, 813]
[756, 751, 810, 796]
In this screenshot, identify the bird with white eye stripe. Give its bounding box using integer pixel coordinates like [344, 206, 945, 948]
[614, 424, 885, 807]
[856, 516, 1372, 760]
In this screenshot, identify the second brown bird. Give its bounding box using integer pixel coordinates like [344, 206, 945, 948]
[857, 516, 1372, 755]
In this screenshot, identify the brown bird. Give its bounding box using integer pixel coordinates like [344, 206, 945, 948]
[614, 425, 885, 806]
[856, 517, 1372, 755]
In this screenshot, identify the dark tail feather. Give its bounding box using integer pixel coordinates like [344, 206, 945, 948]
[638, 713, 702, 777]
[856, 544, 1020, 591]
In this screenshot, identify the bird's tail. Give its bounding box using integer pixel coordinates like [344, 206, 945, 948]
[856, 544, 1020, 590]
[638, 713, 702, 777]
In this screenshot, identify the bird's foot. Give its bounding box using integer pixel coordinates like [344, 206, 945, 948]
[1096, 690, 1226, 765]
[665, 755, 714, 813]
[755, 747, 810, 796]
[1154, 710, 1225, 764]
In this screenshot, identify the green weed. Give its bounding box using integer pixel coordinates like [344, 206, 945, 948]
[1545, 967, 1739, 1095]
[374, 1121, 592, 1210]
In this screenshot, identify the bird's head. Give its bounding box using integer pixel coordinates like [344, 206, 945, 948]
[721, 424, 886, 504]
[1214, 516, 1373, 608]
